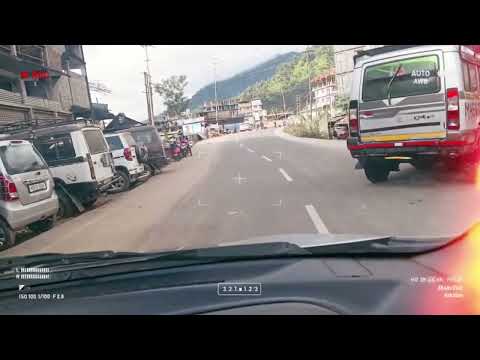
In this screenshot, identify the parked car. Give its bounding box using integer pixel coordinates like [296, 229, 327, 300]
[6, 123, 118, 218]
[334, 119, 349, 140]
[0, 139, 59, 249]
[104, 132, 150, 192]
[122, 126, 169, 176]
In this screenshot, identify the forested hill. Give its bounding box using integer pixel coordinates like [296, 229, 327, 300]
[190, 52, 299, 110]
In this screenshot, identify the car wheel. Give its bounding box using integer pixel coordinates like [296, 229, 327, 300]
[0, 218, 15, 250]
[28, 216, 56, 233]
[110, 171, 130, 193]
[57, 189, 76, 219]
[364, 164, 390, 183]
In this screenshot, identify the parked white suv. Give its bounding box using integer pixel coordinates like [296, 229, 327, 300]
[0, 139, 59, 250]
[105, 132, 149, 192]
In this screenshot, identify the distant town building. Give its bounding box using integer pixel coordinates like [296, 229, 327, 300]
[200, 98, 265, 131]
[0, 45, 92, 126]
[334, 45, 385, 98]
[312, 70, 336, 117]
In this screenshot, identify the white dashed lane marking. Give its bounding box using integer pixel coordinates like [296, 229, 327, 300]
[278, 168, 293, 182]
[261, 155, 272, 162]
[305, 204, 329, 234]
[247, 148, 255, 153]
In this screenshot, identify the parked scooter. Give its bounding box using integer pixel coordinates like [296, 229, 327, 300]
[171, 141, 182, 161]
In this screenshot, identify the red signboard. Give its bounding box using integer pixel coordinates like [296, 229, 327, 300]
[19, 70, 49, 80]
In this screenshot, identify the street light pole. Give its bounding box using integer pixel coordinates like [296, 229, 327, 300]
[141, 45, 155, 126]
[213, 59, 219, 130]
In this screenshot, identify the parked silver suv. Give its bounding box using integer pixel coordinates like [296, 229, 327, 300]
[0, 139, 59, 250]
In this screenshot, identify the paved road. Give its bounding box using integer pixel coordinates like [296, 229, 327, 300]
[3, 127, 480, 257]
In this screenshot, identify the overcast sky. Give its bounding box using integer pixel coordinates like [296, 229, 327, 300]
[83, 45, 307, 120]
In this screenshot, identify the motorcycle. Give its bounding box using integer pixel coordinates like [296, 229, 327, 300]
[171, 142, 182, 161]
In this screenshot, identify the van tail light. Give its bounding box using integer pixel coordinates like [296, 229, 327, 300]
[0, 174, 19, 201]
[349, 100, 359, 137]
[86, 153, 96, 180]
[447, 88, 460, 130]
[124, 147, 133, 161]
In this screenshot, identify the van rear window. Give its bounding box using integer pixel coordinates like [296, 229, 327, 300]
[362, 55, 441, 102]
[105, 136, 123, 151]
[84, 130, 108, 155]
[131, 130, 158, 146]
[0, 144, 47, 175]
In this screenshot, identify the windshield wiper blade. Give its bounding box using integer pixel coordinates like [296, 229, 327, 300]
[0, 242, 311, 289]
[386, 64, 403, 106]
[304, 235, 451, 255]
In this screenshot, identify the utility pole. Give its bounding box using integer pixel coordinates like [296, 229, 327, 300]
[281, 88, 286, 115]
[213, 59, 219, 130]
[141, 45, 155, 126]
[144, 71, 153, 124]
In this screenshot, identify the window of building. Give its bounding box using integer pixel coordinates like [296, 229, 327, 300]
[25, 80, 48, 98]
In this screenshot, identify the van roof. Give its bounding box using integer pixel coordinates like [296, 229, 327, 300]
[0, 139, 29, 146]
[354, 45, 460, 68]
[3, 124, 102, 140]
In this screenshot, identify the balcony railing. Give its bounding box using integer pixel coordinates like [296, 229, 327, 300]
[16, 45, 45, 66]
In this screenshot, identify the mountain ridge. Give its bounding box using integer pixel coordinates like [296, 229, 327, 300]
[190, 51, 300, 110]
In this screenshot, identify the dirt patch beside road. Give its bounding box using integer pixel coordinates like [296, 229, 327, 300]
[0, 142, 220, 257]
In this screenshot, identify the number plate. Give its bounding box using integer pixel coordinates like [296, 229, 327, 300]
[28, 182, 47, 193]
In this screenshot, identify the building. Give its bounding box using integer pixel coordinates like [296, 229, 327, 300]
[0, 45, 92, 127]
[312, 70, 336, 117]
[334, 45, 384, 98]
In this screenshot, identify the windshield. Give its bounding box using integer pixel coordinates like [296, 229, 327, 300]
[2, 45, 480, 315]
[0, 143, 47, 175]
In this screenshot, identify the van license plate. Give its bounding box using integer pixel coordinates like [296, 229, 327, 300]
[28, 182, 47, 193]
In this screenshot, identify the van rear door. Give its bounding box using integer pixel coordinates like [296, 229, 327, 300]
[0, 142, 53, 205]
[82, 129, 114, 182]
[358, 52, 446, 143]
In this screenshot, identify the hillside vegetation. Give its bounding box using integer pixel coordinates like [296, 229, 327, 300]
[240, 45, 335, 112]
[190, 52, 298, 110]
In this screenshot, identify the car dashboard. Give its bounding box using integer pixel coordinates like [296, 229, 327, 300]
[0, 233, 478, 315]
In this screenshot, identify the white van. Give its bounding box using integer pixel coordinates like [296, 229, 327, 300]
[347, 45, 480, 183]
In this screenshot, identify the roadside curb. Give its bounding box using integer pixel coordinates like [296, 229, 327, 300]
[276, 127, 345, 148]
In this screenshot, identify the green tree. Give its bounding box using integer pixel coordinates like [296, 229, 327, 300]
[154, 75, 190, 117]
